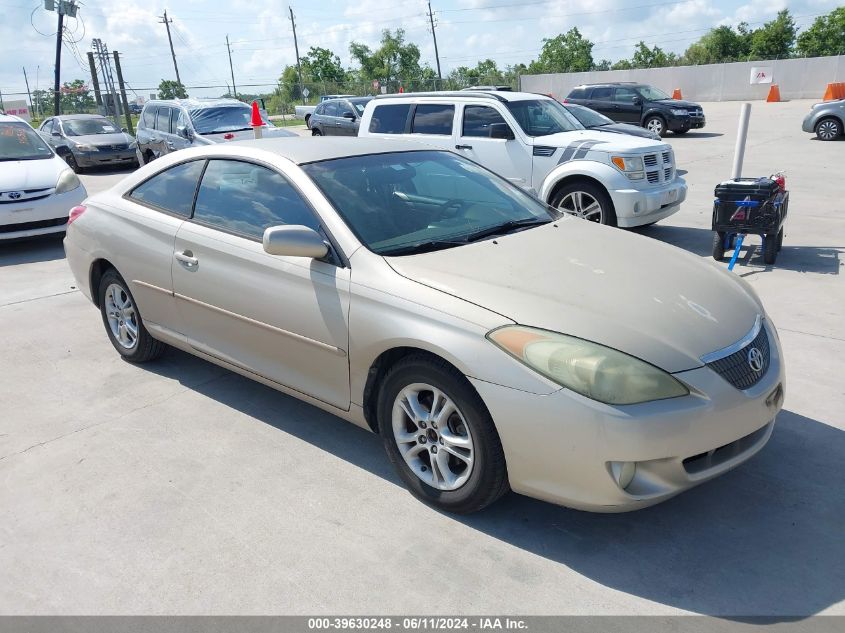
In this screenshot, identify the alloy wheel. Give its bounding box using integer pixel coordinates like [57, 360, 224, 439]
[391, 383, 475, 491]
[104, 283, 139, 350]
[558, 191, 603, 222]
[817, 120, 840, 141]
[646, 118, 664, 135]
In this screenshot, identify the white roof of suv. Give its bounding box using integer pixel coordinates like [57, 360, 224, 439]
[372, 90, 550, 103]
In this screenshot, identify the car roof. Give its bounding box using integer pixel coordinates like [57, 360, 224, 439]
[574, 83, 641, 88]
[145, 97, 248, 110]
[0, 113, 29, 124]
[228, 137, 436, 164]
[373, 90, 548, 103]
[53, 114, 109, 120]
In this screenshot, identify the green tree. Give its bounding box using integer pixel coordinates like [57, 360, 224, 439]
[301, 46, 346, 84]
[59, 79, 95, 113]
[629, 42, 678, 68]
[796, 7, 845, 57]
[157, 79, 187, 99]
[749, 9, 796, 59]
[349, 29, 423, 89]
[528, 28, 594, 73]
[682, 25, 750, 64]
[592, 59, 612, 71]
[611, 59, 633, 70]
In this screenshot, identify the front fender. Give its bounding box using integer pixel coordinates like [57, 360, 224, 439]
[538, 160, 627, 203]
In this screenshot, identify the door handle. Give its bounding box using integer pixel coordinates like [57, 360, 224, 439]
[167, 142, 175, 149]
[174, 250, 198, 267]
[455, 144, 473, 150]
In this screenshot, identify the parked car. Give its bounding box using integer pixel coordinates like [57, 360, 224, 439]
[37, 114, 138, 173]
[1, 114, 87, 240]
[310, 97, 373, 136]
[64, 137, 784, 513]
[135, 98, 296, 165]
[802, 99, 844, 141]
[565, 83, 706, 137]
[561, 102, 661, 140]
[129, 103, 144, 115]
[295, 94, 356, 129]
[358, 91, 686, 227]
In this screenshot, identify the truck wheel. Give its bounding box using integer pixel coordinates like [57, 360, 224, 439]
[712, 232, 726, 261]
[304, 114, 312, 129]
[776, 228, 783, 252]
[550, 181, 617, 226]
[763, 234, 778, 265]
[644, 115, 666, 137]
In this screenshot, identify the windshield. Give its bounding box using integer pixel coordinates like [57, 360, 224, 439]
[350, 98, 372, 115]
[638, 85, 671, 101]
[302, 151, 557, 256]
[564, 104, 613, 128]
[504, 99, 584, 137]
[0, 122, 53, 161]
[63, 118, 120, 136]
[189, 105, 270, 134]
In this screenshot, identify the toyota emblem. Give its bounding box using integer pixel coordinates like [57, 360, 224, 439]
[747, 347, 764, 372]
[8, 191, 22, 200]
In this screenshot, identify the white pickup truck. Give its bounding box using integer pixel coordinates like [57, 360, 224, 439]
[295, 94, 355, 129]
[358, 91, 687, 227]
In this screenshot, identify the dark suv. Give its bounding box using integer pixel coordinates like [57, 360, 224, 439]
[565, 83, 705, 137]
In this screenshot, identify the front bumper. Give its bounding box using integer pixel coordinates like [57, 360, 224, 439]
[610, 176, 687, 228]
[666, 113, 705, 132]
[801, 112, 816, 133]
[0, 187, 87, 240]
[470, 321, 784, 512]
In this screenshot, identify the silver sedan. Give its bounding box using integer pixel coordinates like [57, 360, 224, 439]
[64, 138, 785, 513]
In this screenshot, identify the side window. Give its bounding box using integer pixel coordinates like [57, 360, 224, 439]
[155, 107, 171, 133]
[42, 119, 54, 133]
[614, 87, 638, 103]
[170, 107, 180, 133]
[314, 104, 324, 116]
[339, 102, 355, 117]
[128, 160, 205, 217]
[368, 104, 411, 134]
[140, 107, 156, 129]
[193, 160, 321, 239]
[462, 105, 508, 137]
[590, 87, 612, 100]
[568, 88, 587, 100]
[411, 104, 455, 135]
[324, 101, 339, 117]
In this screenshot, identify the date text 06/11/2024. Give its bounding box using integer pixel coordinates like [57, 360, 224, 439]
[307, 617, 528, 630]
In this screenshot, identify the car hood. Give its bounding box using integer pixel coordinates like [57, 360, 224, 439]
[0, 155, 66, 191]
[70, 132, 132, 146]
[660, 99, 701, 109]
[196, 127, 297, 143]
[531, 129, 667, 152]
[385, 220, 762, 373]
[594, 123, 659, 140]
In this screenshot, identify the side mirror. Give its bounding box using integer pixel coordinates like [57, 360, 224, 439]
[342, 111, 356, 120]
[177, 125, 193, 140]
[263, 225, 328, 259]
[488, 122, 515, 140]
[121, 127, 128, 133]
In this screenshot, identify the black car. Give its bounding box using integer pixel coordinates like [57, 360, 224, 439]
[565, 83, 705, 137]
[561, 102, 661, 140]
[310, 97, 373, 136]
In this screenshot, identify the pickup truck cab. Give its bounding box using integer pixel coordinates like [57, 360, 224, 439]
[358, 91, 686, 227]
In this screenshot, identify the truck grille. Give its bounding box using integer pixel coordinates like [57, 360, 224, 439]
[643, 148, 675, 186]
[706, 326, 770, 390]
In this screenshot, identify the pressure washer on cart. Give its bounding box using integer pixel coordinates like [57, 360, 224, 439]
[711, 103, 790, 270]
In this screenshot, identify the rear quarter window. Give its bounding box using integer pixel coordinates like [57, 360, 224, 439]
[568, 88, 588, 99]
[368, 104, 411, 134]
[411, 104, 455, 135]
[590, 87, 612, 100]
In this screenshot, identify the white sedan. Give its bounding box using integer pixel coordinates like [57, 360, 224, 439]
[1, 114, 87, 240]
[64, 137, 785, 513]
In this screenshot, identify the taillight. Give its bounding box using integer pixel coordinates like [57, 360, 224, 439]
[68, 205, 86, 226]
[562, 97, 569, 103]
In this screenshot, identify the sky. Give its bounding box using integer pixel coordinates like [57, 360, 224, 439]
[0, 0, 841, 102]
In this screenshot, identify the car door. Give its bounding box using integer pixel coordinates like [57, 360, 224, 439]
[153, 106, 173, 157]
[612, 87, 641, 123]
[136, 106, 156, 158]
[585, 86, 613, 118]
[337, 100, 358, 136]
[456, 104, 532, 190]
[171, 158, 351, 409]
[112, 159, 205, 338]
[323, 100, 342, 135]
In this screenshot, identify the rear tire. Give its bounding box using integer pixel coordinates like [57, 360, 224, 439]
[312, 128, 322, 136]
[304, 114, 312, 129]
[776, 228, 783, 252]
[98, 269, 166, 363]
[378, 355, 509, 514]
[762, 233, 778, 265]
[550, 180, 617, 226]
[712, 231, 726, 261]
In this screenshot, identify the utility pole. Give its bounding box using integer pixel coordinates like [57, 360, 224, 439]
[288, 7, 305, 104]
[86, 51, 103, 110]
[113, 51, 133, 134]
[226, 35, 237, 99]
[93, 38, 121, 125]
[54, 10, 63, 115]
[427, 1, 442, 81]
[23, 67, 34, 117]
[158, 10, 181, 86]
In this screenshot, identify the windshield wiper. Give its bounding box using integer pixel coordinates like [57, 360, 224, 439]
[380, 239, 467, 256]
[463, 218, 549, 243]
[207, 126, 252, 134]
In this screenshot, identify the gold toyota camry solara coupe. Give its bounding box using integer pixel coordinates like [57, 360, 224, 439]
[64, 138, 785, 513]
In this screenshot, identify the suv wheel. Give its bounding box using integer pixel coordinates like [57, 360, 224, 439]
[550, 181, 617, 226]
[312, 128, 322, 136]
[644, 115, 666, 137]
[816, 118, 842, 141]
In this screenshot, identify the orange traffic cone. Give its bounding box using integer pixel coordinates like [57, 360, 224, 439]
[672, 88, 682, 100]
[250, 101, 264, 139]
[766, 84, 781, 103]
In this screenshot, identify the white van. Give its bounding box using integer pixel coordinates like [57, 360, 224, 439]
[358, 91, 686, 227]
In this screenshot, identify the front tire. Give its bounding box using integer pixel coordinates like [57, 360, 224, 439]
[65, 153, 82, 173]
[815, 117, 842, 141]
[378, 355, 508, 514]
[550, 180, 617, 226]
[98, 269, 166, 363]
[644, 115, 666, 137]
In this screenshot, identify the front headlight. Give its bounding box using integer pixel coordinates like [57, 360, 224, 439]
[487, 325, 689, 405]
[73, 142, 98, 151]
[55, 169, 81, 194]
[670, 108, 688, 115]
[610, 155, 645, 180]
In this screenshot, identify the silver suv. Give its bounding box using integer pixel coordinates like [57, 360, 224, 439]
[135, 97, 295, 164]
[802, 99, 844, 141]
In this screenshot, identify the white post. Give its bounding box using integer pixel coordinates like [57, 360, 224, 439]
[731, 102, 751, 180]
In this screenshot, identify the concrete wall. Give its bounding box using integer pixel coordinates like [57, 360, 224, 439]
[520, 55, 845, 102]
